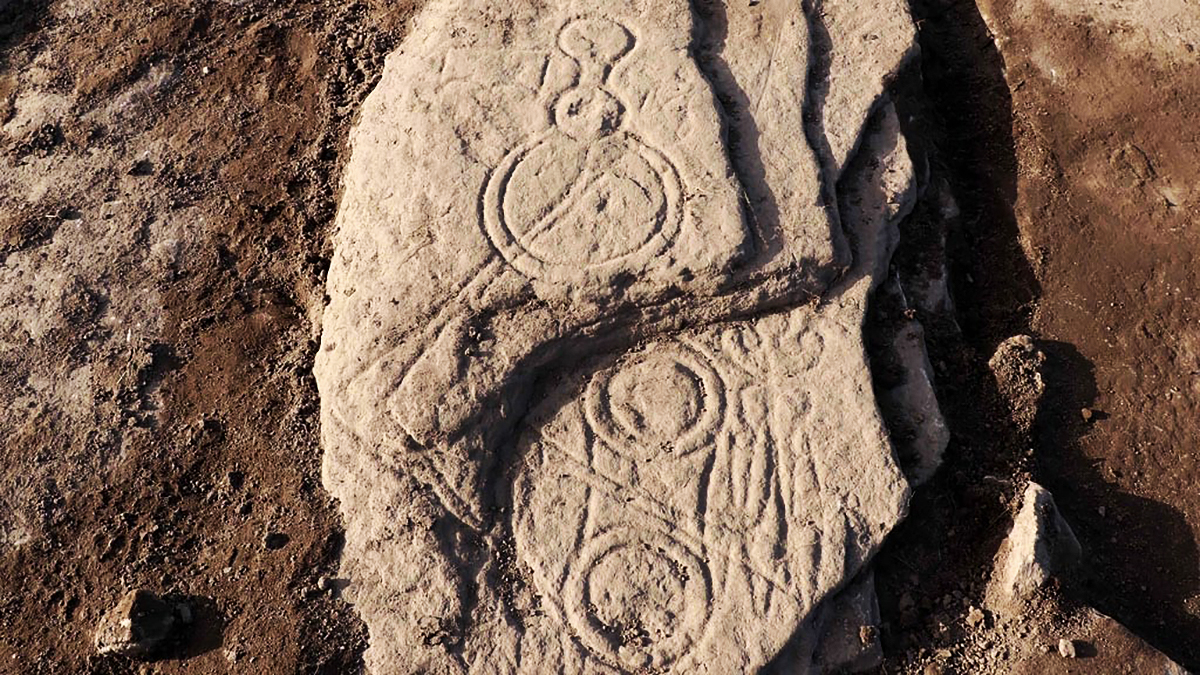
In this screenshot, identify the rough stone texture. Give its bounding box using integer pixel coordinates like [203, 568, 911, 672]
[810, 572, 883, 674]
[315, 0, 919, 671]
[93, 589, 179, 659]
[1055, 638, 1075, 659]
[988, 335, 1046, 434]
[506, 282, 905, 672]
[819, 0, 918, 173]
[987, 482, 1082, 616]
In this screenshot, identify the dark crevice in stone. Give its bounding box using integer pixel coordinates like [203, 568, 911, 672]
[799, 0, 847, 264]
[688, 0, 784, 266]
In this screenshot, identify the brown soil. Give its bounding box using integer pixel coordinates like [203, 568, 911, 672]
[988, 1, 1200, 666]
[1, 0, 1197, 673]
[870, 0, 1200, 672]
[0, 1, 418, 673]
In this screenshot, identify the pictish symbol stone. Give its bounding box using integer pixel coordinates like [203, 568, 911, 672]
[483, 17, 684, 281]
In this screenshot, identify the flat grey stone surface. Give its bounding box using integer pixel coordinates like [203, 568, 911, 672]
[314, 1, 919, 671]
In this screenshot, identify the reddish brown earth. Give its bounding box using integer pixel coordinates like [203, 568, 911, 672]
[870, 0, 1200, 672]
[986, 1, 1200, 667]
[0, 1, 418, 673]
[1, 0, 1197, 673]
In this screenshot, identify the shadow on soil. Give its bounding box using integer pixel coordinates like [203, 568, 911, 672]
[862, 0, 1041, 665]
[769, 0, 1043, 666]
[163, 594, 226, 660]
[865, 0, 1200, 670]
[864, 0, 1043, 647]
[1036, 340, 1200, 669]
[0, 0, 47, 69]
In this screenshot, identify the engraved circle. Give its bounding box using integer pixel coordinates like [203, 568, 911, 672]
[720, 324, 763, 373]
[565, 528, 711, 670]
[586, 343, 725, 458]
[794, 330, 825, 372]
[484, 132, 683, 279]
[558, 17, 634, 65]
[481, 16, 684, 281]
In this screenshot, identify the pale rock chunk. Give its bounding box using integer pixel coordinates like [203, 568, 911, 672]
[989, 334, 1046, 434]
[1056, 638, 1077, 659]
[315, 0, 920, 671]
[881, 315, 950, 485]
[94, 589, 182, 659]
[987, 482, 1082, 616]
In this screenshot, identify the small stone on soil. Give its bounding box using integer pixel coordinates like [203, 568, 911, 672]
[966, 606, 985, 629]
[94, 589, 178, 659]
[1058, 638, 1077, 659]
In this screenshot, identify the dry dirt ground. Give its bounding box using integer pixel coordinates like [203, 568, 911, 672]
[985, 0, 1200, 666]
[0, 0, 1196, 674]
[0, 1, 418, 672]
[869, 0, 1200, 672]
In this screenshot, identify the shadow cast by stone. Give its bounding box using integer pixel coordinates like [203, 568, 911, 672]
[157, 594, 225, 661]
[867, 0, 1047, 661]
[0, 0, 48, 70]
[1036, 339, 1200, 669]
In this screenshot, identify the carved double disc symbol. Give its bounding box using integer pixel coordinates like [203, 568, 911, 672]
[586, 343, 725, 459]
[565, 528, 712, 671]
[482, 17, 684, 282]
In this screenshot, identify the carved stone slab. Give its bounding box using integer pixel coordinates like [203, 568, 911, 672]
[314, 0, 919, 671]
[509, 294, 907, 672]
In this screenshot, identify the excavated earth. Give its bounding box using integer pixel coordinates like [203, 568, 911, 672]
[0, 0, 1196, 673]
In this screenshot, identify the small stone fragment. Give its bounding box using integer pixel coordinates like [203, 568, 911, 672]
[879, 312, 950, 485]
[966, 606, 986, 629]
[1081, 407, 1093, 422]
[1057, 638, 1077, 659]
[986, 482, 1082, 615]
[94, 589, 178, 659]
[988, 335, 1046, 433]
